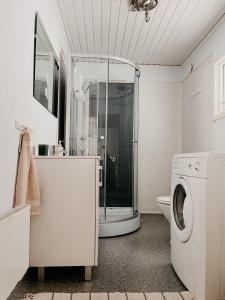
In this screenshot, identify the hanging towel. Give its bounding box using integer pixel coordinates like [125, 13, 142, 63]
[14, 130, 41, 215]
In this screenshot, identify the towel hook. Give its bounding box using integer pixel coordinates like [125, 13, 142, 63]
[15, 121, 33, 133]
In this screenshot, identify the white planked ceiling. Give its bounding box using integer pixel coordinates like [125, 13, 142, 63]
[57, 0, 225, 66]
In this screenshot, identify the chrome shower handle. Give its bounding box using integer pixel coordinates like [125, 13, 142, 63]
[98, 166, 103, 187]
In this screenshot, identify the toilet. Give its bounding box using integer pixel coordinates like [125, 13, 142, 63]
[157, 196, 170, 222]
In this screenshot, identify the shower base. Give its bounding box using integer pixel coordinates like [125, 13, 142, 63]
[99, 207, 140, 237]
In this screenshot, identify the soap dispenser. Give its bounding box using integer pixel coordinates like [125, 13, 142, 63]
[54, 141, 64, 157]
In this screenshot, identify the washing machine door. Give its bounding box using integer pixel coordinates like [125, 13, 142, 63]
[171, 177, 193, 243]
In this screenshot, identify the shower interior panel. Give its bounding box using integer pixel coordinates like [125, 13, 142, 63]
[88, 82, 134, 207]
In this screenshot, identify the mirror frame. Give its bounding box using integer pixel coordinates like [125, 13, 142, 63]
[33, 12, 59, 118]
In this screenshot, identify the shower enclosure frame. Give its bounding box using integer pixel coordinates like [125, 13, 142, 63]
[67, 54, 140, 237]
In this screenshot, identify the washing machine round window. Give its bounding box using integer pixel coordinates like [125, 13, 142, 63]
[173, 184, 186, 230]
[172, 178, 194, 243]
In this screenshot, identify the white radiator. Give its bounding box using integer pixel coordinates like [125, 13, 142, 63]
[0, 205, 30, 300]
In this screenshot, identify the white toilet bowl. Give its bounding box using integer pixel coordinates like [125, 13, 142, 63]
[157, 196, 170, 222]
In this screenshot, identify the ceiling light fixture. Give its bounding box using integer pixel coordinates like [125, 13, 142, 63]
[129, 0, 158, 22]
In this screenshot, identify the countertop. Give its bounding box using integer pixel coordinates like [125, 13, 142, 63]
[34, 156, 101, 159]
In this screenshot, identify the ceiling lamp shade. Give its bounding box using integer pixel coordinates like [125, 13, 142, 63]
[129, 0, 158, 22]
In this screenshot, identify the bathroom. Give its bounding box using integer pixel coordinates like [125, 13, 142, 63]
[1, 0, 225, 299]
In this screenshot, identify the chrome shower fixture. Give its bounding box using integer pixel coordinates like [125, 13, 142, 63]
[82, 81, 98, 94]
[129, 0, 158, 22]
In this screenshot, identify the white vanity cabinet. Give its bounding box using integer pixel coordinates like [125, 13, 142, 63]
[30, 157, 101, 280]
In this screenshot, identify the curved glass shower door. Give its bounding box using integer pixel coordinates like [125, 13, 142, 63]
[70, 56, 140, 237]
[70, 57, 108, 157]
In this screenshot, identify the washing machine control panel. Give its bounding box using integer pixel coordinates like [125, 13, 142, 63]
[172, 158, 207, 178]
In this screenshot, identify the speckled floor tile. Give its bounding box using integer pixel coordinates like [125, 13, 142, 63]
[9, 214, 186, 300]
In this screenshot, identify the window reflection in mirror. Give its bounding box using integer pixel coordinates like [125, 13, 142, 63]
[33, 13, 59, 117]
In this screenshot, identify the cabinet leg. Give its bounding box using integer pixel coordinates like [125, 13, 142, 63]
[38, 267, 45, 281]
[84, 266, 92, 281]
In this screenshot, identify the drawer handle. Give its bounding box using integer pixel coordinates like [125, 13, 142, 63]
[98, 166, 103, 187]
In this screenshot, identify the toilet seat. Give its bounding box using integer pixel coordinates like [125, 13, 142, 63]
[157, 196, 170, 205]
[157, 196, 171, 222]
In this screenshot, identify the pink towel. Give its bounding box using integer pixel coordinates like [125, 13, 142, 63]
[14, 130, 41, 215]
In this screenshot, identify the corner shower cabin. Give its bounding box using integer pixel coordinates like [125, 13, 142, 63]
[69, 56, 140, 237]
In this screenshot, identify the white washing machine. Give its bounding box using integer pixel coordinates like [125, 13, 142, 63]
[171, 152, 225, 300]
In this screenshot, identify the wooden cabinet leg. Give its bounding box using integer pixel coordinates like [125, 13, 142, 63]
[38, 267, 45, 281]
[84, 266, 92, 281]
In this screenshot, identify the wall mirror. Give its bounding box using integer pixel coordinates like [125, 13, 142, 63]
[33, 13, 59, 117]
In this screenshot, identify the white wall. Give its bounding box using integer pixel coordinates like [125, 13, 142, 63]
[182, 56, 214, 153]
[138, 66, 183, 213]
[183, 16, 225, 152]
[0, 0, 70, 214]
